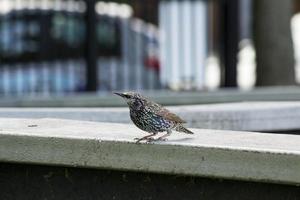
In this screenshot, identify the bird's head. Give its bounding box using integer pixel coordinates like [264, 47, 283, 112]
[114, 91, 144, 109]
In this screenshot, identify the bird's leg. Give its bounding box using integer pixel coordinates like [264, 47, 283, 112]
[155, 130, 172, 141]
[134, 132, 157, 143]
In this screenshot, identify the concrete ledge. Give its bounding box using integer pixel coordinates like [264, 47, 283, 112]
[1, 86, 300, 107]
[1, 118, 300, 185]
[1, 101, 300, 131]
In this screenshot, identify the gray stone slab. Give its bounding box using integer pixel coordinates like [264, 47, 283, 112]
[1, 102, 300, 131]
[1, 118, 300, 185]
[1, 86, 300, 107]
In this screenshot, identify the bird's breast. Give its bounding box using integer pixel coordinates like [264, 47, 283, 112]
[129, 108, 174, 133]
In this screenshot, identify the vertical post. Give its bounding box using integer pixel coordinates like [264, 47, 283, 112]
[220, 0, 239, 87]
[254, 0, 295, 86]
[85, 0, 98, 91]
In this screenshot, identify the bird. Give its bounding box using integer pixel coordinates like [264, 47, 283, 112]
[114, 91, 193, 143]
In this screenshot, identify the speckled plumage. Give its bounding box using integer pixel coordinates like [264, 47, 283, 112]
[114, 92, 193, 143]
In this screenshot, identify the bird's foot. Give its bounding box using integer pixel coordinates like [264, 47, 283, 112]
[146, 137, 155, 143]
[134, 137, 154, 144]
[134, 137, 143, 143]
[155, 137, 168, 142]
[133, 137, 168, 143]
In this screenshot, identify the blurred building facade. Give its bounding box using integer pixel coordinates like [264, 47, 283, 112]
[0, 0, 161, 95]
[0, 0, 298, 96]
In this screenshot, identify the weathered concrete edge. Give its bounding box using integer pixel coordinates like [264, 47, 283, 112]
[1, 101, 300, 131]
[1, 86, 300, 107]
[1, 131, 300, 186]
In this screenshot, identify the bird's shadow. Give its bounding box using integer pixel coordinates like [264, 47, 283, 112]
[136, 137, 194, 144]
[169, 137, 194, 142]
[156, 137, 194, 143]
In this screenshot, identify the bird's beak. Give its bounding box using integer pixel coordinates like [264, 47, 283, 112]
[114, 92, 127, 98]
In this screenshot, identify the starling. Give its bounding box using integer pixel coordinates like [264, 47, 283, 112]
[114, 92, 193, 143]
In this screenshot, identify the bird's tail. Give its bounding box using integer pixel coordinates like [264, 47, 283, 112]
[176, 125, 194, 134]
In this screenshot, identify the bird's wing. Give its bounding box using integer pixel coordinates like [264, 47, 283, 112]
[157, 109, 186, 123]
[149, 101, 186, 123]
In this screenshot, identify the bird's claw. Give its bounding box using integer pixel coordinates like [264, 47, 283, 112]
[134, 137, 154, 143]
[134, 137, 142, 144]
[156, 137, 168, 141]
[133, 135, 168, 143]
[146, 137, 155, 142]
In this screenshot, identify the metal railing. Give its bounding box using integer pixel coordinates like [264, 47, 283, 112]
[0, 0, 161, 96]
[0, 0, 248, 96]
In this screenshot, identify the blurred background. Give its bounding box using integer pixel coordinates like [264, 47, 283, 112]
[0, 0, 299, 97]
